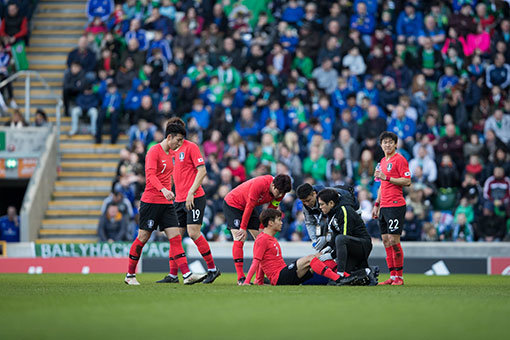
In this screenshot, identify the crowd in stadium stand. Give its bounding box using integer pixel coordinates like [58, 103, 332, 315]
[61, 0, 510, 244]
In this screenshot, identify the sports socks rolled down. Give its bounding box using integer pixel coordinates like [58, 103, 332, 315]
[233, 240, 244, 280]
[194, 235, 216, 271]
[393, 243, 404, 278]
[128, 238, 145, 274]
[169, 235, 191, 276]
[310, 257, 340, 281]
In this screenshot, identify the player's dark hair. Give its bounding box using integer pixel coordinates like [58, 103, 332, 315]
[317, 188, 340, 206]
[379, 131, 398, 144]
[296, 183, 314, 199]
[165, 123, 186, 138]
[272, 174, 292, 194]
[167, 117, 185, 128]
[259, 209, 282, 228]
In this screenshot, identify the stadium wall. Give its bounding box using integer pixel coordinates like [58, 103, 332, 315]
[2, 242, 509, 275]
[19, 127, 58, 242]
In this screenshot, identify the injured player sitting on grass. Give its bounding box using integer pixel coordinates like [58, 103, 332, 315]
[243, 209, 354, 286]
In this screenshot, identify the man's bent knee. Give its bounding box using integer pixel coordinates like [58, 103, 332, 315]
[187, 225, 201, 240]
[335, 234, 348, 245]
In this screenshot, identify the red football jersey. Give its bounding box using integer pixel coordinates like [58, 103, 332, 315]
[379, 152, 411, 208]
[224, 175, 283, 230]
[172, 140, 206, 202]
[252, 232, 287, 285]
[141, 144, 174, 204]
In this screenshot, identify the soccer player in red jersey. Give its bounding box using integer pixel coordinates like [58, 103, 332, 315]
[372, 132, 411, 286]
[243, 209, 342, 286]
[223, 174, 292, 285]
[156, 118, 220, 284]
[124, 123, 206, 285]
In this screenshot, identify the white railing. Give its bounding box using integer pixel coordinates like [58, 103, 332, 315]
[0, 70, 63, 158]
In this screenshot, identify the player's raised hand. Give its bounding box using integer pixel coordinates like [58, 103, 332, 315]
[185, 192, 195, 210]
[372, 205, 380, 219]
[161, 188, 175, 201]
[374, 170, 386, 181]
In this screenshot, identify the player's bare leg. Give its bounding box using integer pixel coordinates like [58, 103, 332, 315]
[164, 228, 207, 284]
[379, 234, 404, 285]
[187, 224, 221, 283]
[125, 229, 152, 285]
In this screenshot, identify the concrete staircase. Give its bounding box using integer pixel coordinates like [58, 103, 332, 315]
[11, 0, 127, 243]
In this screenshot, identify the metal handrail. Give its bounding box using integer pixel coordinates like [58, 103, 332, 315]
[0, 70, 63, 161]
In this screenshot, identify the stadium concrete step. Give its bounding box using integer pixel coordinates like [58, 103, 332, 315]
[42, 218, 98, 227]
[60, 134, 128, 143]
[61, 153, 120, 160]
[39, 229, 98, 236]
[48, 200, 103, 209]
[60, 161, 117, 172]
[52, 191, 110, 200]
[45, 210, 102, 217]
[59, 171, 116, 178]
[54, 180, 112, 192]
[60, 143, 125, 153]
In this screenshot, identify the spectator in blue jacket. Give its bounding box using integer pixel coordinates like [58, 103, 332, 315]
[486, 53, 510, 89]
[354, 0, 377, 15]
[388, 105, 416, 143]
[125, 18, 148, 51]
[147, 30, 172, 62]
[143, 7, 175, 37]
[438, 65, 459, 95]
[281, 0, 304, 24]
[70, 85, 99, 136]
[236, 106, 259, 143]
[96, 82, 122, 144]
[188, 98, 211, 130]
[312, 96, 335, 140]
[124, 78, 151, 124]
[259, 99, 286, 132]
[86, 0, 113, 22]
[0, 206, 19, 242]
[350, 1, 375, 46]
[396, 3, 423, 43]
[128, 118, 154, 149]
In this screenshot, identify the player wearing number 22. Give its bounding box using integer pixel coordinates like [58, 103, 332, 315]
[158, 117, 220, 284]
[372, 131, 412, 286]
[125, 123, 206, 285]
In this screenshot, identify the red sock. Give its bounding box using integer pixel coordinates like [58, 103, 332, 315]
[168, 242, 178, 276]
[194, 235, 216, 270]
[169, 235, 190, 275]
[323, 259, 338, 272]
[128, 238, 145, 274]
[233, 240, 245, 280]
[385, 246, 396, 277]
[393, 243, 404, 277]
[310, 257, 340, 281]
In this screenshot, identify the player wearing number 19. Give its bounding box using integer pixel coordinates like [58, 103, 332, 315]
[157, 117, 220, 284]
[372, 132, 411, 286]
[125, 123, 206, 285]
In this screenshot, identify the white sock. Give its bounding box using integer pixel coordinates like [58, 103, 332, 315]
[208, 267, 217, 272]
[169, 274, 177, 278]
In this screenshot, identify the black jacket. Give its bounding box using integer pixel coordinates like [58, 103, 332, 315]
[323, 204, 370, 241]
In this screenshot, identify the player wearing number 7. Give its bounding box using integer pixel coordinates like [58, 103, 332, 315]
[372, 132, 411, 286]
[156, 118, 220, 284]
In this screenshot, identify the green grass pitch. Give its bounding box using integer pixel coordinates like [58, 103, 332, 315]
[1, 273, 509, 340]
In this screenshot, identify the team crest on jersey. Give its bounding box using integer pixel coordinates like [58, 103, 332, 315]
[198, 158, 203, 162]
[405, 171, 411, 177]
[234, 219, 241, 228]
[179, 152, 185, 161]
[387, 163, 393, 171]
